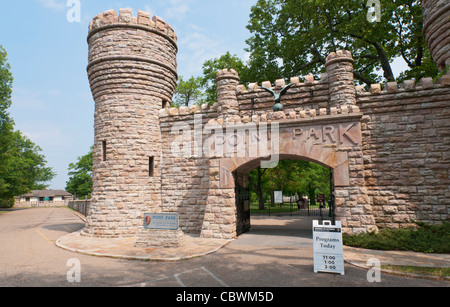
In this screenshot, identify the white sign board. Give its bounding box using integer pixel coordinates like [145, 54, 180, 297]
[274, 191, 283, 204]
[313, 220, 345, 275]
[144, 213, 179, 230]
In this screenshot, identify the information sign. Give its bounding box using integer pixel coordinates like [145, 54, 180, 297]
[316, 194, 325, 203]
[274, 191, 283, 204]
[143, 213, 179, 230]
[313, 220, 345, 275]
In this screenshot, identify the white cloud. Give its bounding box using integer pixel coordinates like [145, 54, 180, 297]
[37, 0, 66, 11]
[178, 28, 223, 77]
[163, 0, 191, 21]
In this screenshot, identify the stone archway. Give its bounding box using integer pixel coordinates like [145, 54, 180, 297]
[200, 116, 378, 239]
[231, 155, 334, 236]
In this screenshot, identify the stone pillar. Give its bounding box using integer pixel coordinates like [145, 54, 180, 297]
[83, 9, 178, 238]
[325, 50, 356, 108]
[216, 69, 240, 117]
[422, 0, 450, 72]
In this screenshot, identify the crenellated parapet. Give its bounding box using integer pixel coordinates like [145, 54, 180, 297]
[87, 9, 178, 104]
[89, 9, 177, 44]
[355, 75, 449, 96]
[159, 67, 361, 125]
[159, 51, 361, 123]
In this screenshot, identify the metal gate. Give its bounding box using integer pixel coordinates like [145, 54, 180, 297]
[235, 183, 251, 236]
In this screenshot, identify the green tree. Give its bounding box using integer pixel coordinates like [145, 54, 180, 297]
[66, 147, 93, 199]
[8, 131, 55, 188]
[201, 51, 250, 103]
[0, 46, 13, 114]
[297, 162, 331, 207]
[0, 46, 55, 207]
[0, 130, 56, 207]
[0, 46, 14, 203]
[245, 0, 437, 86]
[173, 76, 205, 107]
[249, 160, 331, 208]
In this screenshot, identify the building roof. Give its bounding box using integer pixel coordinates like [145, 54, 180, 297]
[21, 190, 73, 198]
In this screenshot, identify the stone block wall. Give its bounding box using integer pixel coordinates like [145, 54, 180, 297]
[357, 77, 450, 228]
[159, 113, 215, 234]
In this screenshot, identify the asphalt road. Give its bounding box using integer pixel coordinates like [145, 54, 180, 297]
[0, 208, 446, 289]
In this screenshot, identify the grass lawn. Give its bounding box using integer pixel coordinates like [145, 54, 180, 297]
[250, 201, 327, 214]
[381, 265, 450, 280]
[343, 221, 450, 254]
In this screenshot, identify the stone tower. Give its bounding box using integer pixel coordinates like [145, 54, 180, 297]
[422, 0, 450, 72]
[215, 69, 240, 117]
[83, 9, 178, 238]
[325, 50, 356, 108]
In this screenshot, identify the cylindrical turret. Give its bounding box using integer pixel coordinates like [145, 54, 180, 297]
[422, 0, 450, 72]
[83, 9, 178, 238]
[325, 50, 356, 108]
[216, 69, 240, 116]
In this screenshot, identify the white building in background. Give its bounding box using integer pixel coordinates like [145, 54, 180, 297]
[15, 190, 73, 208]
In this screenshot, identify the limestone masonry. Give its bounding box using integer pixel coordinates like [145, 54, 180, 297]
[82, 1, 449, 244]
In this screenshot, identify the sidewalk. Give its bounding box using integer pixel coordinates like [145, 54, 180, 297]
[56, 231, 233, 261]
[60, 213, 449, 279]
[343, 246, 450, 269]
[56, 230, 449, 267]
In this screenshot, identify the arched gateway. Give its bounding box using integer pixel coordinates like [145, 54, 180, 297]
[82, 3, 450, 247]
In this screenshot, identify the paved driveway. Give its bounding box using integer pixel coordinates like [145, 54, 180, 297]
[0, 208, 447, 288]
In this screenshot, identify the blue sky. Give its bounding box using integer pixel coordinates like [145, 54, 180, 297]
[1, 0, 256, 190]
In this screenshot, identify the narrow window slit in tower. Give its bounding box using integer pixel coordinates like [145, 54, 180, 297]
[102, 141, 107, 162]
[149, 157, 155, 177]
[162, 100, 169, 109]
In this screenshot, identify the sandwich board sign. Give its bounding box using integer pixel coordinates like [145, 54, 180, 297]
[313, 220, 345, 275]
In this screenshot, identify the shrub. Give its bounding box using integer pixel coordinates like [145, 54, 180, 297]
[343, 221, 450, 254]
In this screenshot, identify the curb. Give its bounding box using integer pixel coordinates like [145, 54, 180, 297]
[55, 230, 233, 262]
[345, 259, 450, 281]
[68, 209, 87, 222]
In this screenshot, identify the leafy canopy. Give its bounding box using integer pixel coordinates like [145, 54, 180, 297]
[0, 46, 55, 207]
[245, 0, 437, 86]
[65, 147, 93, 199]
[173, 76, 205, 107]
[201, 51, 250, 103]
[249, 160, 331, 207]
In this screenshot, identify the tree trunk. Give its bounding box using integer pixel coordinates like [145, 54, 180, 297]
[257, 187, 264, 211]
[373, 42, 396, 82]
[248, 167, 266, 211]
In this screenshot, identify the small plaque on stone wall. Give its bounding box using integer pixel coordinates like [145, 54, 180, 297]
[144, 213, 179, 230]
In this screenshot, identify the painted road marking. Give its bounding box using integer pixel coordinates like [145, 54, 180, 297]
[200, 266, 229, 287]
[174, 267, 229, 287]
[126, 266, 229, 288]
[36, 229, 53, 245]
